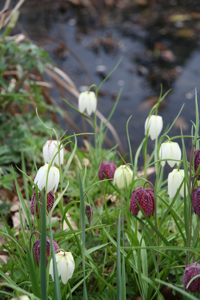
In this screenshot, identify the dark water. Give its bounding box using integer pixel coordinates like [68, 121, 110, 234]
[16, 1, 200, 163]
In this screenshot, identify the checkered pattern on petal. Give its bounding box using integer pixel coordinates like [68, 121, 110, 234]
[33, 237, 59, 267]
[183, 262, 200, 294]
[30, 189, 55, 219]
[194, 150, 200, 180]
[46, 237, 60, 253]
[130, 186, 155, 218]
[47, 190, 55, 213]
[98, 161, 117, 180]
[192, 187, 200, 218]
[30, 188, 41, 219]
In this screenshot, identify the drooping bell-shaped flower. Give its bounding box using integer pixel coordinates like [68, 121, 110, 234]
[85, 205, 94, 225]
[33, 237, 59, 267]
[159, 141, 181, 167]
[49, 251, 75, 284]
[144, 115, 163, 140]
[43, 140, 64, 166]
[30, 188, 55, 218]
[130, 186, 155, 218]
[11, 296, 30, 300]
[34, 164, 60, 193]
[183, 262, 200, 294]
[194, 149, 200, 180]
[78, 91, 97, 115]
[168, 169, 188, 198]
[113, 165, 133, 189]
[98, 161, 117, 180]
[192, 185, 200, 217]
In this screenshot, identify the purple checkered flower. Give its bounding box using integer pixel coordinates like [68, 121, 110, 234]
[33, 237, 59, 267]
[192, 186, 200, 218]
[194, 150, 200, 180]
[98, 161, 117, 180]
[183, 262, 200, 293]
[85, 205, 94, 225]
[130, 186, 155, 218]
[30, 188, 55, 218]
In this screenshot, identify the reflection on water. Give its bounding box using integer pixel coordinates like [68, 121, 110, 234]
[17, 1, 200, 164]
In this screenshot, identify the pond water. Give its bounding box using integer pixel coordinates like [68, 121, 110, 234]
[17, 1, 200, 165]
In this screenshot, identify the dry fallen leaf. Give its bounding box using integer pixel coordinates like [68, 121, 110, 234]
[10, 201, 26, 229]
[0, 250, 9, 265]
[136, 167, 155, 179]
[106, 194, 117, 202]
[174, 116, 188, 131]
[82, 158, 90, 167]
[63, 213, 77, 231]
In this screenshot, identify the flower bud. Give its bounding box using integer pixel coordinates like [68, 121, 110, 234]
[33, 237, 59, 267]
[183, 262, 200, 293]
[85, 205, 94, 225]
[49, 251, 75, 284]
[43, 140, 64, 166]
[78, 91, 97, 115]
[159, 141, 181, 167]
[113, 165, 133, 189]
[194, 150, 200, 180]
[192, 186, 200, 217]
[98, 161, 117, 180]
[144, 115, 163, 140]
[30, 188, 55, 218]
[130, 186, 155, 218]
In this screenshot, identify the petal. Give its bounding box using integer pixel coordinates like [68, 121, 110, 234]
[53, 167, 60, 192]
[126, 168, 133, 186]
[168, 170, 178, 198]
[34, 164, 48, 191]
[59, 258, 69, 284]
[58, 146, 64, 165]
[144, 117, 149, 135]
[150, 116, 163, 140]
[78, 92, 87, 113]
[179, 170, 187, 197]
[144, 115, 163, 140]
[49, 258, 54, 281]
[114, 165, 132, 189]
[58, 253, 75, 284]
[159, 144, 166, 167]
[168, 169, 185, 198]
[164, 143, 174, 167]
[90, 92, 97, 113]
[43, 141, 50, 164]
[149, 116, 157, 140]
[50, 141, 58, 165]
[172, 143, 181, 166]
[86, 98, 93, 115]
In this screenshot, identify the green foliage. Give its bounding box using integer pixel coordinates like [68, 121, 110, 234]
[1, 5, 200, 300]
[0, 38, 52, 76]
[0, 112, 57, 166]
